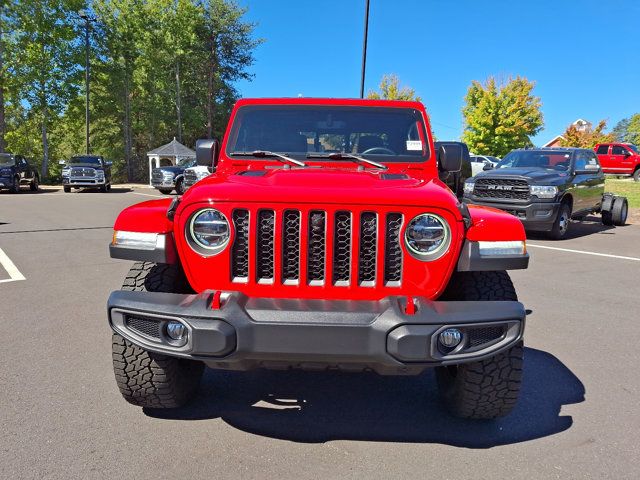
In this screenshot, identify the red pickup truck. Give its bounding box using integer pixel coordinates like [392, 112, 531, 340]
[594, 143, 640, 181]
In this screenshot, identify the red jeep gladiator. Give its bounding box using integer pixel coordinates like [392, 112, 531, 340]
[594, 143, 640, 181]
[108, 98, 530, 419]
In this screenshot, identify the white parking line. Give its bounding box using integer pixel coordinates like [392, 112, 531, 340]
[527, 243, 640, 262]
[128, 191, 165, 198]
[0, 247, 26, 283]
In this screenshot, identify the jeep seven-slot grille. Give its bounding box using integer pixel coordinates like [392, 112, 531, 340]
[230, 208, 404, 287]
[473, 178, 530, 200]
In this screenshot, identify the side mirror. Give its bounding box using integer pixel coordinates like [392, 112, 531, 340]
[483, 162, 494, 171]
[196, 139, 219, 168]
[58, 160, 66, 165]
[624, 150, 632, 157]
[435, 141, 468, 173]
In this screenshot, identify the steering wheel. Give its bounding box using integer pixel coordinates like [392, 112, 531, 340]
[362, 147, 396, 155]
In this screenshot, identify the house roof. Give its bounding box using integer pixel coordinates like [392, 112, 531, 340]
[542, 135, 565, 147]
[147, 138, 195, 157]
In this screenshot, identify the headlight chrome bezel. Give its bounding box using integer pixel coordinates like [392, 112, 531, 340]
[404, 213, 451, 261]
[186, 208, 231, 256]
[529, 185, 558, 199]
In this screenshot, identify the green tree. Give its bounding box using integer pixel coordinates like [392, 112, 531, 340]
[367, 74, 421, 101]
[613, 114, 640, 145]
[462, 76, 543, 157]
[559, 119, 614, 148]
[11, 0, 82, 179]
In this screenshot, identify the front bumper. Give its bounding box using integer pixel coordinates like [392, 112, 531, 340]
[464, 197, 561, 231]
[107, 291, 526, 375]
[63, 177, 106, 187]
[152, 180, 176, 189]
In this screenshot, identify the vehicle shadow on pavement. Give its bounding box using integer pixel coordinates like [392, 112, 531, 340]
[527, 216, 621, 241]
[145, 347, 585, 448]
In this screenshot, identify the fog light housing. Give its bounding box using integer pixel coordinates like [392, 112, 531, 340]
[439, 328, 462, 348]
[166, 321, 187, 341]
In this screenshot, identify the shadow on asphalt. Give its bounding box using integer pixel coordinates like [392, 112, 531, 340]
[527, 215, 623, 241]
[145, 348, 585, 448]
[75, 187, 132, 193]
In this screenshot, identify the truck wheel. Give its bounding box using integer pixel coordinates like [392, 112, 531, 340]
[633, 168, 640, 182]
[9, 176, 20, 193]
[611, 196, 628, 226]
[547, 203, 571, 240]
[158, 188, 173, 195]
[175, 178, 185, 195]
[436, 271, 523, 419]
[63, 186, 71, 193]
[112, 262, 203, 408]
[30, 175, 39, 191]
[100, 185, 107, 192]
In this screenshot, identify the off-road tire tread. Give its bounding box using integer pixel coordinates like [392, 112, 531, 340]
[437, 342, 523, 419]
[437, 271, 522, 419]
[112, 262, 202, 408]
[611, 196, 628, 226]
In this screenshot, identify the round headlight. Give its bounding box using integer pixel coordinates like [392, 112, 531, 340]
[188, 209, 230, 254]
[404, 213, 450, 260]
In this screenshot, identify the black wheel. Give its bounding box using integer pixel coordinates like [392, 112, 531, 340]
[9, 176, 20, 193]
[106, 183, 112, 191]
[436, 271, 523, 419]
[611, 196, 628, 226]
[30, 175, 39, 191]
[112, 262, 204, 408]
[63, 186, 71, 193]
[100, 184, 107, 192]
[175, 178, 185, 195]
[158, 188, 173, 195]
[633, 168, 640, 182]
[547, 202, 571, 240]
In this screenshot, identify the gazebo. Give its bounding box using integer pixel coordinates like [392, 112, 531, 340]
[146, 137, 196, 185]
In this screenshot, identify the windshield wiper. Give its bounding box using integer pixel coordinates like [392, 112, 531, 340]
[230, 150, 307, 167]
[306, 152, 387, 170]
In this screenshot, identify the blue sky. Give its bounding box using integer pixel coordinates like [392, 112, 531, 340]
[235, 0, 640, 147]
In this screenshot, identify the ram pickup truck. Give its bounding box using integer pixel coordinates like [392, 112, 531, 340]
[594, 143, 640, 181]
[151, 158, 197, 195]
[61, 155, 112, 192]
[107, 98, 531, 419]
[464, 148, 628, 239]
[0, 153, 39, 193]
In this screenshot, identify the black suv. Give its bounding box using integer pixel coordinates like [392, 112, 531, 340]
[61, 155, 112, 192]
[0, 153, 39, 193]
[463, 148, 628, 239]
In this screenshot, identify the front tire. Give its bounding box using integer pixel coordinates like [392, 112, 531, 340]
[30, 175, 39, 191]
[547, 203, 571, 240]
[9, 176, 20, 193]
[633, 168, 640, 182]
[112, 262, 204, 408]
[436, 271, 523, 419]
[158, 188, 173, 195]
[63, 186, 71, 193]
[175, 178, 185, 195]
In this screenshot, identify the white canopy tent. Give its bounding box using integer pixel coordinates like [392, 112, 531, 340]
[146, 138, 196, 185]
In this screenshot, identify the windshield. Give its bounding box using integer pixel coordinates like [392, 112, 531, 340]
[628, 144, 639, 154]
[227, 105, 430, 162]
[496, 150, 572, 170]
[177, 157, 196, 167]
[0, 153, 15, 166]
[70, 156, 102, 165]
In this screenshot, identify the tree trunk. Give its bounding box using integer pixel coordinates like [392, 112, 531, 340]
[41, 109, 49, 180]
[206, 33, 216, 139]
[175, 59, 182, 143]
[123, 66, 132, 182]
[0, 27, 5, 153]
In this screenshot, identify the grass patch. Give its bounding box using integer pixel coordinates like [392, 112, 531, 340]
[605, 178, 640, 208]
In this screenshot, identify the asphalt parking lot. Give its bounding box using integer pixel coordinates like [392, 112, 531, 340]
[1, 186, 639, 480]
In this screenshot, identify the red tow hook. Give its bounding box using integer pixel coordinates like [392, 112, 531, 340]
[210, 291, 222, 310]
[404, 296, 417, 315]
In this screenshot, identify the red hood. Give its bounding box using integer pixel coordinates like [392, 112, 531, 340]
[178, 167, 462, 217]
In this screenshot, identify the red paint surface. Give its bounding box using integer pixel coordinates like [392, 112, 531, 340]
[113, 98, 527, 301]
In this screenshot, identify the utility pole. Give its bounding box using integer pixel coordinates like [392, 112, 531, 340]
[359, 0, 370, 98]
[79, 10, 92, 154]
